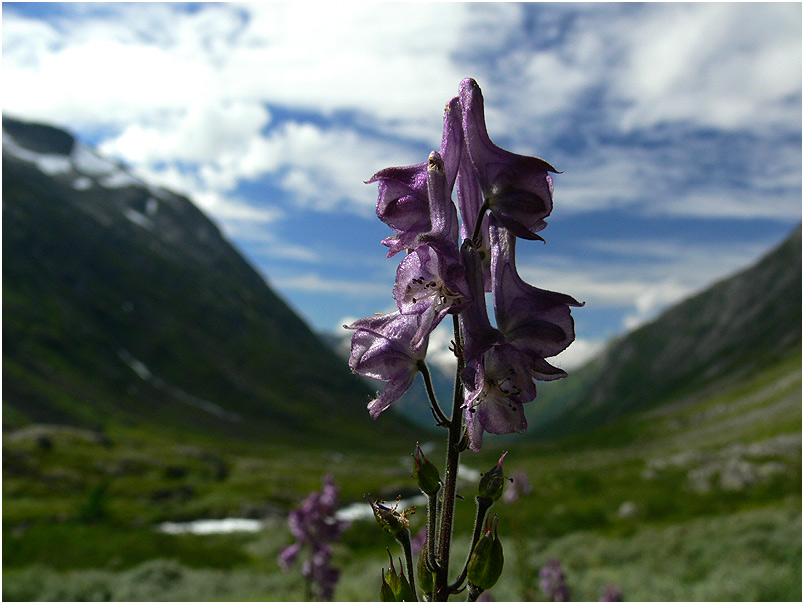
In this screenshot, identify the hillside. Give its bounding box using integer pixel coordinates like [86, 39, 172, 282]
[527, 225, 802, 439]
[2, 116, 411, 449]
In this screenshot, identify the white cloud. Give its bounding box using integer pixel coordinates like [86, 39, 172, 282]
[552, 338, 605, 371]
[270, 272, 389, 297]
[3, 3, 799, 224]
[611, 3, 801, 132]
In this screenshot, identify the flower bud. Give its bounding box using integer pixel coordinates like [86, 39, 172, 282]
[380, 570, 396, 602]
[366, 495, 412, 540]
[478, 451, 507, 502]
[413, 443, 441, 495]
[380, 551, 416, 602]
[417, 540, 435, 596]
[467, 515, 504, 591]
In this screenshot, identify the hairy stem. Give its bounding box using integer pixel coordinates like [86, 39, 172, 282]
[449, 496, 493, 592]
[433, 315, 465, 601]
[426, 491, 440, 572]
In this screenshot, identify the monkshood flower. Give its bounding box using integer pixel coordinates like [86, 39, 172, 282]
[456, 152, 493, 291]
[489, 217, 583, 379]
[393, 152, 471, 338]
[279, 475, 348, 601]
[460, 244, 535, 451]
[540, 558, 571, 602]
[370, 97, 463, 257]
[346, 312, 430, 419]
[459, 77, 559, 241]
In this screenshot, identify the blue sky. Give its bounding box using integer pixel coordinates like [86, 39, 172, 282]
[3, 2, 802, 370]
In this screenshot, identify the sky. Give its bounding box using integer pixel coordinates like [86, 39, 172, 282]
[3, 2, 802, 371]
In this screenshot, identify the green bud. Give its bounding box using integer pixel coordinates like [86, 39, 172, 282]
[478, 451, 507, 502]
[380, 550, 416, 602]
[380, 570, 396, 602]
[417, 539, 435, 596]
[467, 515, 504, 591]
[413, 443, 441, 496]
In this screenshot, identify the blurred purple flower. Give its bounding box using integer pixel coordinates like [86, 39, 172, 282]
[540, 558, 571, 602]
[279, 475, 348, 601]
[599, 585, 624, 602]
[503, 471, 532, 503]
[410, 525, 428, 557]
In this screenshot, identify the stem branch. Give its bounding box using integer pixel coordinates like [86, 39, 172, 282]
[418, 360, 451, 429]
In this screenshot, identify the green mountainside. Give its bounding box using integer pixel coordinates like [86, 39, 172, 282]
[527, 224, 802, 439]
[2, 116, 410, 449]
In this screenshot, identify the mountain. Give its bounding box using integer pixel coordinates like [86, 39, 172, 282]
[528, 224, 802, 439]
[2, 116, 410, 448]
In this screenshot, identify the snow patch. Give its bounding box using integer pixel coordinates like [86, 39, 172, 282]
[118, 349, 153, 380]
[124, 208, 153, 230]
[3, 131, 73, 174]
[157, 518, 263, 535]
[99, 169, 141, 188]
[146, 197, 159, 216]
[73, 176, 93, 190]
[71, 142, 118, 176]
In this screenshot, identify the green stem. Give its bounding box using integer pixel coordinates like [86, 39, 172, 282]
[467, 584, 483, 602]
[449, 496, 493, 592]
[399, 530, 418, 602]
[426, 492, 440, 572]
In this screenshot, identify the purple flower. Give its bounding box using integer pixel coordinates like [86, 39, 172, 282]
[354, 77, 583, 448]
[393, 152, 471, 331]
[370, 98, 463, 257]
[346, 312, 430, 418]
[279, 475, 348, 601]
[540, 558, 571, 602]
[456, 149, 492, 291]
[460, 244, 536, 451]
[463, 341, 536, 451]
[489, 217, 583, 379]
[410, 525, 428, 557]
[503, 471, 532, 503]
[599, 585, 623, 602]
[459, 77, 559, 241]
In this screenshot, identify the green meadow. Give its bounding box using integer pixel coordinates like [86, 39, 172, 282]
[4, 352, 800, 601]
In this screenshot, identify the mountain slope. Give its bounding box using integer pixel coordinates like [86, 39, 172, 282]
[2, 116, 409, 448]
[528, 224, 802, 439]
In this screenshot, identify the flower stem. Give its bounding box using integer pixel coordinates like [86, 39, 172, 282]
[426, 491, 440, 572]
[399, 530, 418, 602]
[433, 315, 465, 601]
[470, 200, 490, 247]
[449, 496, 493, 592]
[417, 360, 451, 429]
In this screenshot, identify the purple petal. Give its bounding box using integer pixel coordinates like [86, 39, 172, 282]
[459, 77, 558, 240]
[346, 312, 431, 417]
[490, 218, 583, 359]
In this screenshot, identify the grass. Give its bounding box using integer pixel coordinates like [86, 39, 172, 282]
[3, 353, 801, 600]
